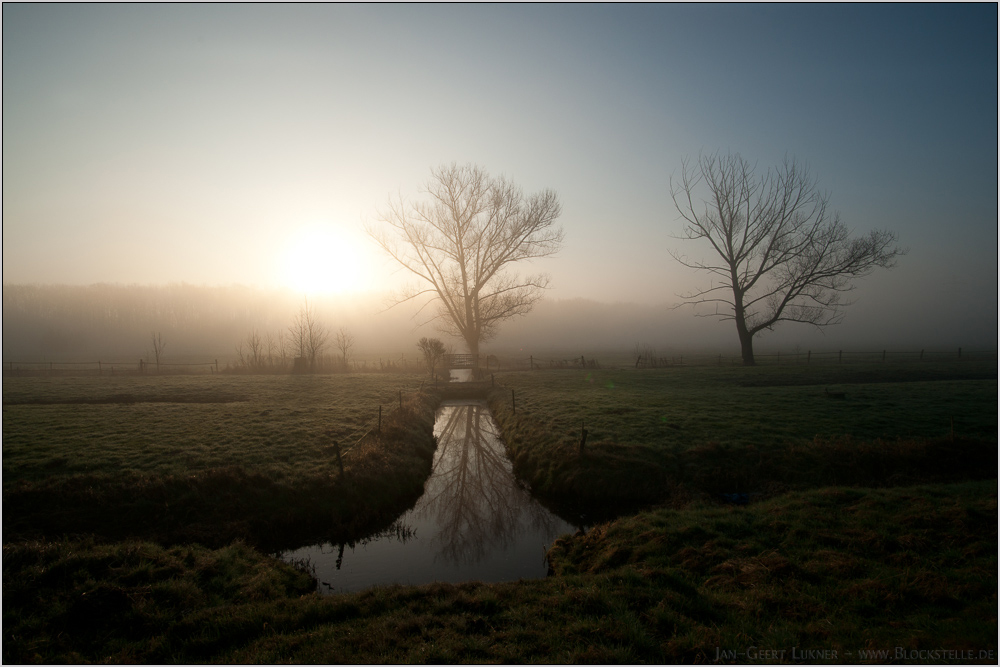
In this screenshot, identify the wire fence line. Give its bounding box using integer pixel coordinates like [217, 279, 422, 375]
[2, 347, 993, 378]
[494, 347, 992, 370]
[328, 387, 426, 476]
[2, 359, 219, 377]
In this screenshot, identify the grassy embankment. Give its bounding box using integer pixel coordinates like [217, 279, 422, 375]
[488, 361, 997, 512]
[5, 482, 995, 662]
[3, 374, 438, 549]
[4, 362, 997, 662]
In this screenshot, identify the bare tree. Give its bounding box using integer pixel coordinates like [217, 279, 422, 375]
[264, 331, 278, 371]
[335, 327, 355, 372]
[417, 337, 447, 380]
[288, 301, 330, 373]
[368, 163, 564, 358]
[150, 331, 166, 372]
[671, 153, 903, 366]
[246, 329, 264, 369]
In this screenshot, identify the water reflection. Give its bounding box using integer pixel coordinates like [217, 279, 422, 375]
[280, 401, 576, 593]
[419, 401, 566, 566]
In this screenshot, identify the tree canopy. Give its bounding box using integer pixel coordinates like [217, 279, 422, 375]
[368, 163, 564, 357]
[671, 152, 904, 365]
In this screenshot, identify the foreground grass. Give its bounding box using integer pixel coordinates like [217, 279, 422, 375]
[5, 482, 995, 663]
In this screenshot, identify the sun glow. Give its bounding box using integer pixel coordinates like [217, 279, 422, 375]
[279, 224, 373, 295]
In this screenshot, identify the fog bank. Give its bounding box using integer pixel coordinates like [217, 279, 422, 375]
[3, 284, 994, 365]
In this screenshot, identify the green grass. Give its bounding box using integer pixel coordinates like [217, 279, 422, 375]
[3, 374, 428, 483]
[492, 361, 996, 449]
[487, 361, 997, 512]
[3, 374, 438, 548]
[3, 362, 996, 663]
[5, 482, 995, 663]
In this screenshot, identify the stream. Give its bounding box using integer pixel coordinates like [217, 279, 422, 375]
[279, 387, 577, 594]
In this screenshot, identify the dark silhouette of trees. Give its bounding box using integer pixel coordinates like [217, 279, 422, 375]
[368, 163, 564, 358]
[288, 301, 329, 373]
[335, 327, 355, 371]
[417, 337, 447, 380]
[150, 332, 166, 372]
[670, 153, 904, 366]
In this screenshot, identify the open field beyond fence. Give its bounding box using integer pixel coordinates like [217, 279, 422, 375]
[3, 346, 994, 376]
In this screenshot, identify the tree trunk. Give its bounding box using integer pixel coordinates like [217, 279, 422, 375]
[732, 290, 756, 367]
[465, 336, 480, 376]
[735, 319, 756, 366]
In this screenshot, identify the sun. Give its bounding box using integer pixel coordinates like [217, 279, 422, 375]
[279, 224, 372, 295]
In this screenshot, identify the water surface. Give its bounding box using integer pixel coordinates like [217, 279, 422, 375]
[280, 399, 576, 594]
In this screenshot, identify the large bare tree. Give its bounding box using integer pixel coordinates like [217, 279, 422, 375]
[671, 153, 903, 366]
[368, 163, 564, 358]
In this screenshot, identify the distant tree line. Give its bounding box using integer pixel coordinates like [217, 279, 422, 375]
[231, 301, 356, 374]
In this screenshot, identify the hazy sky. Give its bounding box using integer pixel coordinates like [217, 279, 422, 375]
[3, 4, 997, 346]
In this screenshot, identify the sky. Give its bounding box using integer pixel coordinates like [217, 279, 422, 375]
[3, 4, 997, 349]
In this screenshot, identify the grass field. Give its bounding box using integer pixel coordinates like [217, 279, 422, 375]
[3, 374, 438, 549]
[3, 361, 996, 663]
[491, 361, 996, 449]
[3, 374, 428, 483]
[488, 361, 997, 513]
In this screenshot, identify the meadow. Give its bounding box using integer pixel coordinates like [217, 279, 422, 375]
[3, 360, 996, 663]
[488, 360, 996, 514]
[3, 374, 438, 549]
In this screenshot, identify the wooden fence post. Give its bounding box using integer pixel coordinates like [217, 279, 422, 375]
[378, 405, 382, 434]
[882, 349, 886, 362]
[529, 355, 534, 370]
[579, 422, 588, 455]
[920, 349, 924, 361]
[98, 361, 102, 376]
[958, 347, 962, 359]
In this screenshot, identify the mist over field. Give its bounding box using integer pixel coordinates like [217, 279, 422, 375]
[3, 3, 997, 368]
[3, 282, 994, 365]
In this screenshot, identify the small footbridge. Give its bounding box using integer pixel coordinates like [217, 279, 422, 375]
[434, 354, 495, 398]
[442, 354, 479, 370]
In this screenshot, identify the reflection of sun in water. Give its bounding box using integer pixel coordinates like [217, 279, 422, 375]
[279, 225, 372, 295]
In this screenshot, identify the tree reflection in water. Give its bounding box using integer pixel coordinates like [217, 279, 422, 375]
[280, 400, 575, 592]
[419, 401, 565, 567]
